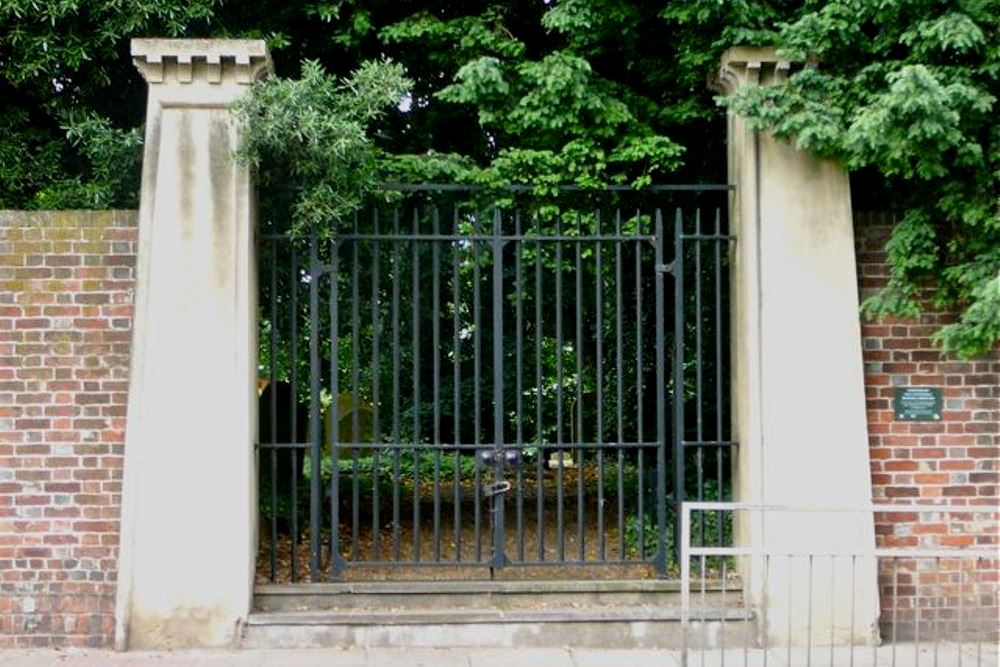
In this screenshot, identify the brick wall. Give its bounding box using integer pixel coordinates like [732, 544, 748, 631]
[856, 212, 999, 642]
[0, 208, 994, 647]
[0, 210, 137, 648]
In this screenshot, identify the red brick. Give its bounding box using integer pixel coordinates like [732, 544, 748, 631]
[968, 447, 999, 458]
[859, 221, 997, 642]
[911, 448, 946, 459]
[1, 211, 134, 648]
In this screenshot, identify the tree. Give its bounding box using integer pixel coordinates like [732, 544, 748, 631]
[720, 0, 998, 357]
[0, 0, 216, 208]
[1, 0, 996, 356]
[232, 58, 410, 236]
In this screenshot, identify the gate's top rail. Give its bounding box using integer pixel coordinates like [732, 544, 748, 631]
[374, 182, 734, 192]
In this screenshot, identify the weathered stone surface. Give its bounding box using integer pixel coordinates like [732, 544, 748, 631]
[114, 40, 272, 649]
[715, 46, 879, 646]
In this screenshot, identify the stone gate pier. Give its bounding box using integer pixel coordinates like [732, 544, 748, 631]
[114, 39, 271, 649]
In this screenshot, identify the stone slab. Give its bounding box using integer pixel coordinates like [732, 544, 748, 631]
[0, 644, 995, 667]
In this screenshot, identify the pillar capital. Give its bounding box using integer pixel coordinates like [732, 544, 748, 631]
[131, 38, 272, 92]
[713, 46, 801, 95]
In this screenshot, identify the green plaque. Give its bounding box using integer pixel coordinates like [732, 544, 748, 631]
[893, 387, 942, 421]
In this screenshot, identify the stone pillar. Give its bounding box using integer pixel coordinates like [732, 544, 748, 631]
[715, 47, 879, 645]
[114, 39, 271, 649]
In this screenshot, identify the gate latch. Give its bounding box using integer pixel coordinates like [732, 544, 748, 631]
[483, 481, 511, 498]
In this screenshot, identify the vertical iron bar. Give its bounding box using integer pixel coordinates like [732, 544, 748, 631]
[616, 209, 625, 560]
[975, 558, 981, 667]
[351, 218, 361, 561]
[892, 557, 898, 667]
[714, 210, 724, 539]
[788, 555, 794, 667]
[634, 210, 643, 560]
[764, 553, 771, 667]
[268, 241, 277, 581]
[308, 226, 321, 580]
[369, 211, 380, 562]
[958, 558, 964, 667]
[432, 208, 442, 562]
[595, 210, 605, 562]
[473, 213, 482, 562]
[808, 554, 814, 667]
[850, 555, 857, 667]
[831, 555, 837, 667]
[933, 557, 939, 667]
[290, 247, 299, 580]
[717, 447, 725, 543]
[412, 209, 421, 562]
[452, 209, 462, 562]
[535, 216, 545, 562]
[680, 499, 690, 667]
[721, 558, 727, 663]
[575, 213, 585, 560]
[694, 211, 704, 545]
[743, 554, 750, 665]
[874, 555, 879, 667]
[915, 557, 921, 667]
[655, 208, 668, 575]
[491, 208, 505, 571]
[670, 208, 684, 571]
[700, 552, 707, 667]
[329, 234, 341, 578]
[515, 212, 525, 563]
[556, 211, 565, 561]
[392, 212, 401, 561]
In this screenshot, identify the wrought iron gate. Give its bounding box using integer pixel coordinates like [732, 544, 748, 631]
[258, 185, 734, 582]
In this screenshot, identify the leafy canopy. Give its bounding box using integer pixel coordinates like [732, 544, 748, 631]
[233, 58, 410, 236]
[0, 0, 216, 208]
[721, 0, 998, 358]
[1, 0, 997, 356]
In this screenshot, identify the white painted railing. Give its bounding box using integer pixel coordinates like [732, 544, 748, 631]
[679, 502, 999, 667]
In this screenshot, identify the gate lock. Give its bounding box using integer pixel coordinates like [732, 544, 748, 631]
[477, 448, 521, 466]
[483, 481, 511, 498]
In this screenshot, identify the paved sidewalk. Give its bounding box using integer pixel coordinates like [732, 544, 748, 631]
[0, 645, 996, 667]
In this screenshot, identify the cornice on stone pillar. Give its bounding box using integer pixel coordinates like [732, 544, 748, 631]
[131, 38, 272, 87]
[712, 46, 805, 95]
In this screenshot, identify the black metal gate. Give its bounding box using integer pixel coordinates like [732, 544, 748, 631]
[257, 185, 734, 582]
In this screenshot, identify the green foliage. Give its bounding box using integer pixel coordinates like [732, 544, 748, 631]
[932, 274, 1000, 359]
[232, 59, 410, 236]
[722, 0, 999, 358]
[623, 512, 663, 561]
[34, 113, 145, 209]
[0, 0, 216, 208]
[387, 8, 686, 188]
[3, 0, 997, 354]
[622, 477, 732, 567]
[1, 0, 215, 87]
[303, 449, 480, 494]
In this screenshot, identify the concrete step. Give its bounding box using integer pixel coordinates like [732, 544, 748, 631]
[254, 579, 740, 612]
[243, 580, 755, 649]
